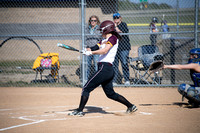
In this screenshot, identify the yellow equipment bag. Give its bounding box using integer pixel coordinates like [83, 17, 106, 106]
[32, 53, 60, 79]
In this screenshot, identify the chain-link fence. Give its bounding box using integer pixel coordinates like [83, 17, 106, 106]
[0, 0, 199, 87]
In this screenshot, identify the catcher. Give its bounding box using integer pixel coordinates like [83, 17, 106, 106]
[162, 48, 200, 107]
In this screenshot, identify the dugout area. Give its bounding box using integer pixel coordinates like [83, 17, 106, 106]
[0, 87, 199, 133]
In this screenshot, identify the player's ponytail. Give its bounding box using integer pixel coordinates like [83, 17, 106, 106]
[111, 31, 122, 40]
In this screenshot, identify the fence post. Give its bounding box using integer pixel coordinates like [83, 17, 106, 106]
[81, 0, 87, 86]
[176, 0, 179, 36]
[195, 0, 199, 48]
[170, 38, 175, 84]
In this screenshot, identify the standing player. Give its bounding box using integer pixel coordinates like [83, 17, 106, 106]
[163, 48, 200, 107]
[68, 20, 137, 116]
[161, 20, 170, 39]
[149, 17, 159, 45]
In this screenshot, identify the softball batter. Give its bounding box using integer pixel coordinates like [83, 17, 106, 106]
[68, 20, 137, 116]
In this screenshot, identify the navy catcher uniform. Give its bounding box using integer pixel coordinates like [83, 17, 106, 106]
[164, 48, 200, 107]
[178, 48, 200, 107]
[68, 20, 137, 116]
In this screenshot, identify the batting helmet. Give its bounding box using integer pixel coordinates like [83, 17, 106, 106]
[152, 17, 158, 23]
[188, 48, 200, 63]
[99, 20, 115, 34]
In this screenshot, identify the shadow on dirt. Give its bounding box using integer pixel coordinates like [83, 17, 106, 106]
[139, 102, 199, 108]
[68, 106, 114, 115]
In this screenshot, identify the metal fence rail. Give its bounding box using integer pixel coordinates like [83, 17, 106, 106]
[0, 0, 199, 87]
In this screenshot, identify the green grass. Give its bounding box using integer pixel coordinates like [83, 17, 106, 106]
[60, 60, 80, 65]
[2, 70, 34, 74]
[125, 15, 195, 24]
[0, 60, 34, 67]
[122, 9, 195, 24]
[0, 60, 80, 76]
[122, 8, 195, 46]
[0, 60, 80, 67]
[0, 81, 81, 87]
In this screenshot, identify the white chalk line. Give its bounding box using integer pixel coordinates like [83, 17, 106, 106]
[0, 109, 12, 111]
[0, 114, 103, 132]
[0, 105, 152, 131]
[0, 120, 45, 132]
[107, 110, 152, 115]
[0, 106, 105, 132]
[139, 112, 152, 115]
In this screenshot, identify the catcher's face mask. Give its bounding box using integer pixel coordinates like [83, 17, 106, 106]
[190, 54, 198, 59]
[188, 54, 200, 64]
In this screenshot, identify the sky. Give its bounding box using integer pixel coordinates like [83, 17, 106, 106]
[130, 0, 199, 8]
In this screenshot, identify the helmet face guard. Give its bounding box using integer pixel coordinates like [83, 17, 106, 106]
[188, 48, 200, 64]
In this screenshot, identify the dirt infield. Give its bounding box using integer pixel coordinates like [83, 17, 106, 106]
[0, 87, 200, 133]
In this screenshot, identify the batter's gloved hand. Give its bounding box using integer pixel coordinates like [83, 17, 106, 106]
[149, 60, 164, 74]
[82, 49, 92, 56]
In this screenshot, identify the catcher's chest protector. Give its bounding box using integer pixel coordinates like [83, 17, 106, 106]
[191, 72, 200, 87]
[190, 61, 200, 87]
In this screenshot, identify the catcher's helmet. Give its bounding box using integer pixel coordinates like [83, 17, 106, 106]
[99, 20, 115, 34]
[152, 17, 158, 23]
[188, 48, 200, 63]
[189, 48, 200, 55]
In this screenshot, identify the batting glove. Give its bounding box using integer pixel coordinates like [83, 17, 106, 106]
[82, 50, 92, 56]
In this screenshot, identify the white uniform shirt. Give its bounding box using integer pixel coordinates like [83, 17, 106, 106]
[98, 35, 118, 64]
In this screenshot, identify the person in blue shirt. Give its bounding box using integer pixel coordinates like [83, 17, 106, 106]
[161, 20, 170, 39]
[161, 20, 169, 32]
[164, 48, 200, 107]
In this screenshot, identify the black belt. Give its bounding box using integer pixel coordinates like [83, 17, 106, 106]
[98, 62, 112, 66]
